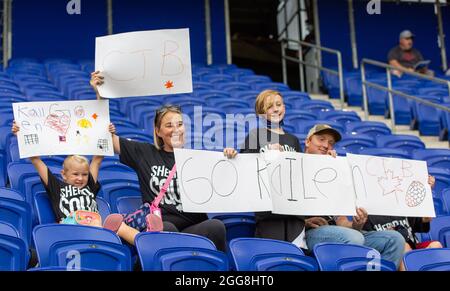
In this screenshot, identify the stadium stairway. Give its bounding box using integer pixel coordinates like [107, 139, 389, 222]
[310, 93, 449, 150]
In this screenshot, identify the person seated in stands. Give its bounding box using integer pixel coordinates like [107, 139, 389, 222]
[388, 30, 433, 77]
[11, 122, 140, 245]
[222, 90, 378, 254]
[361, 174, 442, 271]
[91, 71, 227, 252]
[303, 124, 405, 269]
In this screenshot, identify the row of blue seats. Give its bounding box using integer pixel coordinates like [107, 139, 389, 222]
[323, 70, 450, 140]
[2, 201, 450, 271]
[1, 217, 450, 271]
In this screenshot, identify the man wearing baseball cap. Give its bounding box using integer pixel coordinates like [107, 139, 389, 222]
[387, 30, 431, 77]
[303, 124, 406, 269]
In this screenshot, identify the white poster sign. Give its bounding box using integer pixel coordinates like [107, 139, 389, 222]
[13, 100, 113, 158]
[95, 28, 193, 98]
[347, 153, 435, 217]
[266, 151, 357, 216]
[174, 149, 273, 213]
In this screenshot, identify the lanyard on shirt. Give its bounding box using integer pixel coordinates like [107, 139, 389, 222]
[152, 164, 177, 207]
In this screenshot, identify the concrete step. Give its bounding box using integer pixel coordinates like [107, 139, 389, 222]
[308, 93, 449, 149]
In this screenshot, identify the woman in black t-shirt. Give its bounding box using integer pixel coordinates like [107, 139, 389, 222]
[91, 72, 226, 251]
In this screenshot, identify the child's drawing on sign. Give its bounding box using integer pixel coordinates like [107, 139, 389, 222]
[97, 139, 109, 152]
[44, 112, 71, 142]
[405, 181, 427, 208]
[164, 80, 174, 90]
[24, 134, 39, 145]
[74, 106, 85, 118]
[13, 100, 113, 158]
[363, 157, 418, 204]
[77, 118, 92, 129]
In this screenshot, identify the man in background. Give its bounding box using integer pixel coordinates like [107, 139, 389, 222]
[388, 30, 432, 77]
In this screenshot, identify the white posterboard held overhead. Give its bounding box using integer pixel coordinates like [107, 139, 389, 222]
[13, 100, 113, 158]
[266, 152, 356, 216]
[95, 28, 193, 98]
[174, 149, 273, 213]
[347, 153, 435, 217]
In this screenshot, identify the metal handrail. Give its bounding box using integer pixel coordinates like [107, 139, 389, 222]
[280, 38, 345, 109]
[361, 58, 450, 133]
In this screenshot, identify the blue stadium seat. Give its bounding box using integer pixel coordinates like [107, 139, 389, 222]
[412, 149, 450, 169]
[175, 98, 208, 108]
[116, 196, 142, 215]
[116, 128, 153, 143]
[384, 89, 413, 125]
[297, 100, 335, 113]
[438, 104, 450, 141]
[376, 134, 425, 154]
[239, 75, 271, 84]
[251, 82, 290, 92]
[135, 232, 228, 271]
[366, 78, 388, 115]
[429, 216, 450, 248]
[214, 82, 252, 92]
[319, 110, 361, 125]
[313, 243, 396, 271]
[99, 181, 141, 213]
[280, 91, 310, 99]
[358, 148, 411, 159]
[202, 74, 235, 83]
[0, 222, 28, 271]
[0, 187, 25, 201]
[427, 167, 450, 197]
[403, 249, 450, 271]
[33, 224, 132, 271]
[99, 161, 134, 173]
[96, 197, 112, 221]
[34, 191, 57, 224]
[210, 99, 249, 111]
[335, 134, 376, 153]
[442, 188, 450, 216]
[208, 213, 255, 242]
[0, 197, 32, 248]
[0, 155, 6, 187]
[194, 89, 231, 101]
[28, 266, 98, 271]
[222, 68, 254, 79]
[415, 101, 440, 136]
[34, 191, 111, 224]
[284, 110, 317, 129]
[230, 90, 259, 104]
[124, 98, 164, 116]
[345, 121, 391, 137]
[229, 238, 318, 271]
[193, 81, 215, 90]
[344, 75, 363, 106]
[294, 120, 345, 135]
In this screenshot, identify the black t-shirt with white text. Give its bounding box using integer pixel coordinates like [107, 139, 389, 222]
[119, 138, 208, 229]
[241, 127, 305, 243]
[43, 168, 100, 221]
[363, 215, 430, 248]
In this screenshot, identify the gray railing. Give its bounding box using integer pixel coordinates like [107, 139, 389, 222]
[280, 38, 345, 109]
